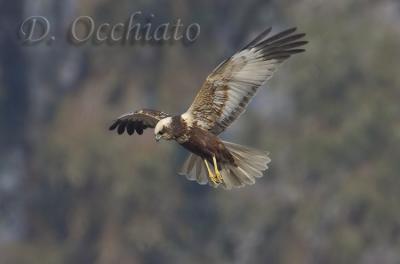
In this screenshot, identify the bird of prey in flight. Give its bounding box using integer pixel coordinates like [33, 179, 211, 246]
[110, 27, 307, 189]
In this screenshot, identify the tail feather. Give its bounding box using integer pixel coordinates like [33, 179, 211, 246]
[196, 158, 208, 184]
[180, 154, 208, 185]
[231, 166, 255, 186]
[220, 164, 241, 187]
[181, 153, 196, 181]
[179, 141, 271, 190]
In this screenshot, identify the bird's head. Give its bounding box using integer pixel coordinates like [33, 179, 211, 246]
[154, 117, 173, 141]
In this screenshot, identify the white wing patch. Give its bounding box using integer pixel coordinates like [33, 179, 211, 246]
[216, 49, 280, 128]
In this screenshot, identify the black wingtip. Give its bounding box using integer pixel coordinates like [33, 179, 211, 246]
[109, 120, 119, 131]
[296, 40, 309, 46]
[136, 126, 144, 135]
[246, 27, 308, 52]
[289, 48, 306, 54]
[117, 120, 127, 134]
[263, 27, 298, 45]
[242, 27, 273, 50]
[275, 27, 298, 37]
[126, 121, 135, 135]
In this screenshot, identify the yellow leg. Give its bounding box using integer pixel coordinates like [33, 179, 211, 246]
[204, 159, 218, 185]
[212, 156, 223, 183]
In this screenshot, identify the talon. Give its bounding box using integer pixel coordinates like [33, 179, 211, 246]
[204, 159, 218, 185]
[212, 156, 223, 184]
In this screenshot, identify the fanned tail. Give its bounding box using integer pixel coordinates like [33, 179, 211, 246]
[179, 141, 271, 190]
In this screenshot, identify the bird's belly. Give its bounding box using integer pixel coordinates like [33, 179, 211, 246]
[181, 140, 210, 159]
[180, 128, 234, 165]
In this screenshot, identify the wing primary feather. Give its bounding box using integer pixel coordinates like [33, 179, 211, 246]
[110, 109, 171, 136]
[241, 27, 272, 50]
[136, 125, 144, 135]
[109, 120, 119, 131]
[117, 120, 127, 134]
[262, 49, 305, 60]
[126, 121, 135, 135]
[259, 27, 297, 45]
[263, 33, 306, 48]
[270, 40, 309, 50]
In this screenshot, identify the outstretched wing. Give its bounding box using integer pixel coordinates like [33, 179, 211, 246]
[109, 109, 170, 135]
[185, 27, 307, 134]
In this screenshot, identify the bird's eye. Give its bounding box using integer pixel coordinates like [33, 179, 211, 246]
[159, 130, 164, 135]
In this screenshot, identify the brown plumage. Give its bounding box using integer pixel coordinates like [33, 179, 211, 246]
[180, 127, 235, 167]
[109, 27, 307, 189]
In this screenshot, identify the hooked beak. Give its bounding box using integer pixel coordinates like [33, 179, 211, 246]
[155, 134, 161, 142]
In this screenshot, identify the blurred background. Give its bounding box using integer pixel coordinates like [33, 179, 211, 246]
[1, 0, 400, 263]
